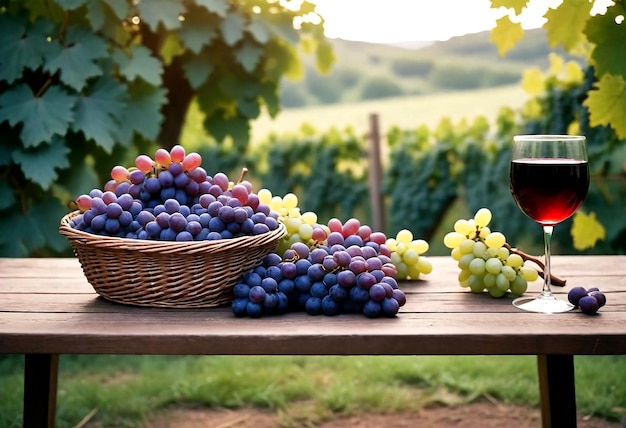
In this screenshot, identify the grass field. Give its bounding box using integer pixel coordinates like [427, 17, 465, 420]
[251, 85, 527, 141]
[182, 85, 528, 147]
[1, 354, 624, 427]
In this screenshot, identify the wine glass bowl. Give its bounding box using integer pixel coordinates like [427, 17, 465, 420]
[509, 135, 589, 313]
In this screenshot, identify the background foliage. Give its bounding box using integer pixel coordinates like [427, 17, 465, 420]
[0, 0, 332, 256]
[491, 0, 626, 139]
[1, 0, 624, 257]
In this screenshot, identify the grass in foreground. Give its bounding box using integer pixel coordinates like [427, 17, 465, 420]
[1, 354, 625, 427]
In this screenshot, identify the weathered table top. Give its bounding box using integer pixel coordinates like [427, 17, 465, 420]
[1, 256, 625, 356]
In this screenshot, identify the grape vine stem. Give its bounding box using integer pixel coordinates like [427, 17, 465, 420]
[504, 243, 567, 287]
[237, 167, 248, 184]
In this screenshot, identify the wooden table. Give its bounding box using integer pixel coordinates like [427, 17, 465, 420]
[1, 256, 625, 427]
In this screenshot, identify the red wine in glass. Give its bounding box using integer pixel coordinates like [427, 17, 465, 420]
[509, 135, 589, 313]
[510, 158, 589, 226]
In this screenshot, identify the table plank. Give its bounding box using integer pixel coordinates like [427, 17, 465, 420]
[2, 310, 626, 355]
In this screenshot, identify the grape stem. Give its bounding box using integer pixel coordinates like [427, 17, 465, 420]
[237, 167, 248, 184]
[504, 243, 567, 287]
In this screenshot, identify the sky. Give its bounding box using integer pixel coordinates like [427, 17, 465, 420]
[310, 0, 605, 43]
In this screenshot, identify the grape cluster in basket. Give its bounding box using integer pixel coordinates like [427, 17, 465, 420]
[69, 146, 280, 241]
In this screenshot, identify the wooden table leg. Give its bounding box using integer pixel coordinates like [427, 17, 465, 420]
[23, 354, 59, 428]
[537, 354, 577, 428]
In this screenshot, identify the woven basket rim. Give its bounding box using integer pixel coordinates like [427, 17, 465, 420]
[59, 210, 286, 255]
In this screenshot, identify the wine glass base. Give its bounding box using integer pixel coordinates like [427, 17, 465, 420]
[512, 295, 574, 314]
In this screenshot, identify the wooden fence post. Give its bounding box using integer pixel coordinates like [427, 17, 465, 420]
[368, 113, 386, 232]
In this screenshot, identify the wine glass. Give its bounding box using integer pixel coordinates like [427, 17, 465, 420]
[509, 135, 589, 313]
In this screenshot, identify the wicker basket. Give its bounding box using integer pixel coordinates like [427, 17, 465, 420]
[59, 211, 286, 308]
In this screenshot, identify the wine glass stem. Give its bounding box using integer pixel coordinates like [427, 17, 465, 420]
[542, 225, 554, 299]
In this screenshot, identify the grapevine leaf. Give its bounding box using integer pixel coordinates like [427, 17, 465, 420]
[60, 158, 100, 199]
[160, 33, 186, 66]
[43, 27, 107, 91]
[269, 16, 299, 45]
[195, 0, 229, 17]
[521, 67, 544, 95]
[247, 18, 271, 44]
[544, 0, 592, 51]
[220, 10, 246, 46]
[0, 211, 43, 257]
[583, 73, 626, 139]
[237, 96, 260, 119]
[259, 80, 280, 118]
[196, 80, 226, 115]
[0, 179, 16, 210]
[86, 0, 130, 30]
[178, 8, 219, 54]
[85, 0, 106, 30]
[205, 111, 250, 145]
[235, 42, 263, 73]
[571, 210, 606, 250]
[72, 77, 127, 151]
[265, 41, 302, 80]
[184, 54, 215, 89]
[0, 84, 75, 148]
[547, 52, 564, 75]
[315, 39, 336, 74]
[112, 45, 163, 86]
[11, 135, 70, 189]
[564, 61, 584, 85]
[225, 77, 275, 118]
[489, 0, 529, 15]
[0, 199, 69, 257]
[0, 15, 27, 84]
[31, 198, 70, 253]
[101, 0, 129, 20]
[584, 4, 626, 78]
[55, 0, 88, 10]
[0, 16, 53, 84]
[115, 81, 167, 142]
[17, 1, 65, 20]
[137, 0, 186, 32]
[489, 16, 524, 57]
[521, 98, 543, 120]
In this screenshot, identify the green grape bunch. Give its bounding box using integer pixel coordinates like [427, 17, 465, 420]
[443, 208, 539, 298]
[257, 190, 330, 254]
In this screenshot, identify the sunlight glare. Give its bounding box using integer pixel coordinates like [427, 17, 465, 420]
[310, 0, 617, 43]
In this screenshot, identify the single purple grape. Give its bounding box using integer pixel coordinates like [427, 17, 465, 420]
[567, 286, 587, 307]
[579, 296, 600, 315]
[168, 212, 187, 232]
[588, 291, 606, 308]
[369, 283, 386, 302]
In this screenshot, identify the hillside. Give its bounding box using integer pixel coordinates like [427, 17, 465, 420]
[417, 27, 568, 64]
[281, 28, 572, 108]
[249, 85, 527, 142]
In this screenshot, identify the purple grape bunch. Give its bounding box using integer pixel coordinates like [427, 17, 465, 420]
[69, 145, 280, 241]
[231, 234, 407, 319]
[568, 286, 607, 315]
